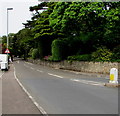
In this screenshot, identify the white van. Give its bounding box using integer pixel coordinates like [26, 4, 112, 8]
[0, 54, 9, 71]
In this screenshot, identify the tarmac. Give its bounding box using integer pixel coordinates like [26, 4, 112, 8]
[2, 64, 41, 115]
[0, 60, 119, 115]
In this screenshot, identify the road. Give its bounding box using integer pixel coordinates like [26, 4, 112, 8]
[14, 59, 118, 114]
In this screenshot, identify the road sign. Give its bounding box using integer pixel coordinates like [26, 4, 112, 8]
[5, 48, 10, 54]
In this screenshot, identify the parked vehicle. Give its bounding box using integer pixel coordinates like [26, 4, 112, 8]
[0, 54, 9, 71]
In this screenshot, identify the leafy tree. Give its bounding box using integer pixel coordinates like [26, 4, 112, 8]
[14, 28, 34, 59]
[49, 2, 120, 55]
[31, 2, 57, 58]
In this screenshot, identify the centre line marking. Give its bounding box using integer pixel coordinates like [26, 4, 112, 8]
[48, 73, 63, 78]
[25, 62, 34, 65]
[30, 67, 35, 70]
[24, 64, 29, 68]
[37, 70, 43, 73]
[71, 79, 104, 86]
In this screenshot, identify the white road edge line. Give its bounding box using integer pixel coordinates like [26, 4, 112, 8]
[13, 65, 48, 116]
[48, 73, 63, 78]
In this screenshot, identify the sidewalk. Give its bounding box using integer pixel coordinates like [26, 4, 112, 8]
[0, 71, 2, 116]
[2, 64, 41, 114]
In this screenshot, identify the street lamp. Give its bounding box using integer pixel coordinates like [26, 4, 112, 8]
[7, 8, 13, 49]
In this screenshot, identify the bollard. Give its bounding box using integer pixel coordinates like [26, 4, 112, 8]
[109, 68, 118, 84]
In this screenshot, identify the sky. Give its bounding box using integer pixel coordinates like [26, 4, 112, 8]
[0, 0, 39, 37]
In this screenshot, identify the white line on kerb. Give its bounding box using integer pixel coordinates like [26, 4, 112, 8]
[13, 65, 48, 115]
[48, 73, 63, 78]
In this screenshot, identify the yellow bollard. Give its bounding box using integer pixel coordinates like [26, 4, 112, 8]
[109, 68, 118, 84]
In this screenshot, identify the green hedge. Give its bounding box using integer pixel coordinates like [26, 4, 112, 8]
[51, 39, 68, 61]
[112, 45, 120, 60]
[28, 48, 34, 57]
[32, 49, 39, 59]
[67, 54, 91, 61]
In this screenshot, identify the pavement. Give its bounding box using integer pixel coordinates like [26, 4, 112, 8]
[2, 63, 41, 114]
[0, 71, 2, 116]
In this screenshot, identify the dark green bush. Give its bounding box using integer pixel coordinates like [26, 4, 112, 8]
[28, 48, 34, 57]
[91, 47, 113, 61]
[32, 49, 39, 59]
[112, 45, 120, 60]
[67, 54, 91, 61]
[51, 39, 68, 61]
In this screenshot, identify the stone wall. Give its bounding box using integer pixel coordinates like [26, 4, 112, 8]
[28, 59, 120, 76]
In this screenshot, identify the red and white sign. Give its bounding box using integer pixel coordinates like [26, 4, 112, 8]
[5, 48, 10, 53]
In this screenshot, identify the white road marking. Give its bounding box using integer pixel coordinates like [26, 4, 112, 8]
[48, 73, 63, 78]
[25, 62, 33, 65]
[13, 65, 48, 115]
[37, 70, 43, 73]
[0, 72, 4, 79]
[30, 67, 35, 70]
[71, 79, 105, 86]
[24, 64, 29, 68]
[24, 64, 43, 73]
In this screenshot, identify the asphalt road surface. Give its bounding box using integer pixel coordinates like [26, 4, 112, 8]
[14, 60, 118, 114]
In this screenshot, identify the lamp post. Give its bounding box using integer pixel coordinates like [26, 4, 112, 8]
[7, 8, 13, 49]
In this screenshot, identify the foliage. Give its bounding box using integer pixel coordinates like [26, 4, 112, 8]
[28, 48, 34, 57]
[67, 54, 91, 61]
[43, 55, 51, 61]
[112, 45, 120, 60]
[51, 39, 68, 61]
[91, 47, 113, 61]
[1, 2, 119, 63]
[13, 28, 34, 58]
[32, 49, 39, 59]
[31, 2, 57, 57]
[49, 2, 120, 52]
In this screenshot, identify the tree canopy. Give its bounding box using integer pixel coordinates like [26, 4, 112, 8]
[1, 2, 120, 61]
